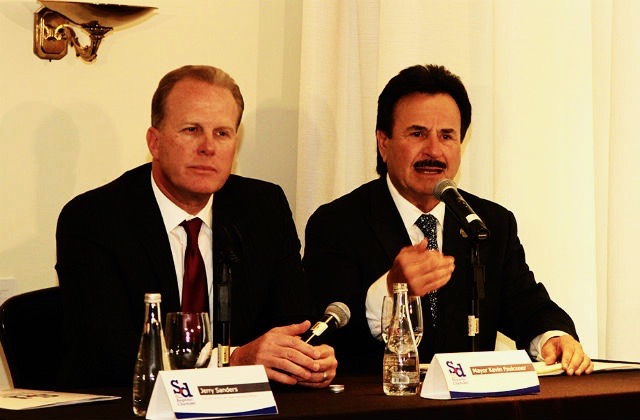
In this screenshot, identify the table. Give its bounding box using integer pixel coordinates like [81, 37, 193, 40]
[1, 370, 638, 419]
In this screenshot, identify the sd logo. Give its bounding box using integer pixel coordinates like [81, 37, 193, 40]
[446, 361, 466, 377]
[171, 380, 193, 397]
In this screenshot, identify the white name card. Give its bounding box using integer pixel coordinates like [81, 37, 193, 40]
[420, 350, 540, 400]
[146, 365, 277, 419]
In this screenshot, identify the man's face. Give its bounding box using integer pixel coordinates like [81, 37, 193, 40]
[377, 92, 462, 212]
[147, 78, 239, 212]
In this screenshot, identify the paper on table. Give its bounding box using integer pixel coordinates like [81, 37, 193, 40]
[533, 360, 640, 376]
[0, 389, 120, 410]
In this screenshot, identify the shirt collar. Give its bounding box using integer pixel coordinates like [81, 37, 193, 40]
[385, 174, 445, 230]
[151, 173, 213, 232]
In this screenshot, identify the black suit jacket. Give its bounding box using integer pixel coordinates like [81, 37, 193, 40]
[55, 163, 312, 388]
[303, 177, 578, 373]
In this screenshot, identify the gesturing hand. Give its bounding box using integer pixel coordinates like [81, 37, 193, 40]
[387, 239, 454, 296]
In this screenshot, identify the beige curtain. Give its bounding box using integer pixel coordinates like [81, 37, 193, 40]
[296, 0, 640, 361]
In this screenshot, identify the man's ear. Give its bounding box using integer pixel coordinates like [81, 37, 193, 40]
[146, 126, 159, 158]
[376, 130, 389, 163]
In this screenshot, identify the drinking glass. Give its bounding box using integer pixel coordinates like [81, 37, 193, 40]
[164, 312, 213, 370]
[381, 295, 423, 346]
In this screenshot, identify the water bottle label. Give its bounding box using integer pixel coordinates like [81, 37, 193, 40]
[391, 372, 411, 384]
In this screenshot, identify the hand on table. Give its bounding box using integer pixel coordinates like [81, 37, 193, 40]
[229, 321, 337, 388]
[541, 334, 594, 376]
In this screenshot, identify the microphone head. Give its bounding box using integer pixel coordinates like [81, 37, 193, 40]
[433, 178, 456, 200]
[325, 302, 350, 328]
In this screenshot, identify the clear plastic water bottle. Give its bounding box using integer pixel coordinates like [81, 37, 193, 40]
[383, 283, 420, 396]
[132, 293, 168, 416]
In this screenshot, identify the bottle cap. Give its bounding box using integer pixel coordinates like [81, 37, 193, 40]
[144, 293, 162, 303]
[329, 384, 345, 393]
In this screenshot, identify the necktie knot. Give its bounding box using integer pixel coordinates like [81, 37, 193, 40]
[181, 218, 203, 246]
[415, 214, 438, 250]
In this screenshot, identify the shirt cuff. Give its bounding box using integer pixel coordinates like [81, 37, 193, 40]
[365, 272, 391, 340]
[529, 330, 568, 361]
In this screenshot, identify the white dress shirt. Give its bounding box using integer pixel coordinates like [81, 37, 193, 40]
[364, 175, 563, 360]
[151, 174, 214, 318]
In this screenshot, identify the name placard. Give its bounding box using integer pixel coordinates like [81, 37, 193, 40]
[420, 350, 540, 400]
[146, 365, 277, 419]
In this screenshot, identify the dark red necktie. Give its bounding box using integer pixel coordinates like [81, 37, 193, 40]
[180, 218, 209, 313]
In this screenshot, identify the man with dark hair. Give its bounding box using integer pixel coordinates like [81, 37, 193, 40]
[303, 64, 593, 375]
[375, 65, 471, 176]
[56, 65, 337, 389]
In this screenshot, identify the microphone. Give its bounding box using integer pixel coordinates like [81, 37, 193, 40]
[433, 178, 490, 241]
[301, 302, 351, 344]
[213, 224, 242, 367]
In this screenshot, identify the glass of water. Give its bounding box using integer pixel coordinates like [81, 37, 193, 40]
[381, 295, 423, 346]
[164, 312, 213, 370]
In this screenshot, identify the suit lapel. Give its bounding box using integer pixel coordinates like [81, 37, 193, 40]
[439, 209, 473, 315]
[366, 178, 411, 263]
[211, 178, 249, 326]
[211, 179, 244, 270]
[127, 164, 181, 311]
[442, 211, 473, 269]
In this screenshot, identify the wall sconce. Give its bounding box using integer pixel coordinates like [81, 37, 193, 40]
[33, 1, 156, 62]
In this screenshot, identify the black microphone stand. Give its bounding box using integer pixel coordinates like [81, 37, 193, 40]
[469, 239, 486, 352]
[215, 260, 232, 367]
[214, 224, 242, 367]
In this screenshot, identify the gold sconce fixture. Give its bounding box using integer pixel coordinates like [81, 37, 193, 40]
[34, 1, 156, 62]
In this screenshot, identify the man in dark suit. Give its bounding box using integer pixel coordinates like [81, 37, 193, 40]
[303, 64, 593, 376]
[56, 65, 337, 389]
